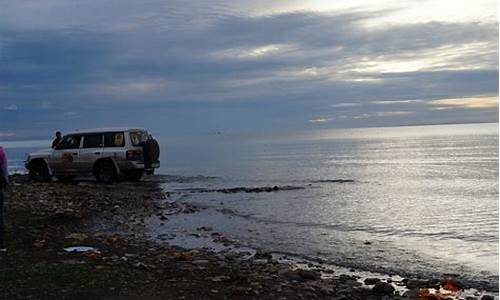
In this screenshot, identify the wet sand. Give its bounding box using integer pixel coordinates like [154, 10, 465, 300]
[0, 174, 496, 300]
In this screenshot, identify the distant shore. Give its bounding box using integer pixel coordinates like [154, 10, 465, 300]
[0, 174, 496, 300]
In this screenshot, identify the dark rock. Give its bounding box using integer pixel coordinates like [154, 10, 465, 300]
[215, 185, 304, 194]
[196, 226, 212, 231]
[278, 268, 320, 281]
[297, 269, 321, 281]
[319, 287, 334, 295]
[314, 179, 354, 183]
[402, 288, 420, 298]
[346, 280, 362, 287]
[279, 269, 302, 281]
[364, 278, 380, 285]
[406, 279, 430, 289]
[372, 282, 395, 294]
[481, 296, 494, 300]
[339, 274, 356, 282]
[254, 249, 273, 260]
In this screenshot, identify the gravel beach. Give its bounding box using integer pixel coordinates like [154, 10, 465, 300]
[0, 174, 495, 300]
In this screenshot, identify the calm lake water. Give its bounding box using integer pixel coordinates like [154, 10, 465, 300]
[2, 123, 498, 290]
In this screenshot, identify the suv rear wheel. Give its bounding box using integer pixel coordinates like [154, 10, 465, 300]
[95, 160, 117, 184]
[29, 160, 51, 182]
[123, 170, 144, 182]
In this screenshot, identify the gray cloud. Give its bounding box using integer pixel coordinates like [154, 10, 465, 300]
[0, 5, 498, 138]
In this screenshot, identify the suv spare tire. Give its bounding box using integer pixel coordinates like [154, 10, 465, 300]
[143, 138, 160, 166]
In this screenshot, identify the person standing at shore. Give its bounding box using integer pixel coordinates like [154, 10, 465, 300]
[52, 131, 62, 148]
[0, 146, 8, 251]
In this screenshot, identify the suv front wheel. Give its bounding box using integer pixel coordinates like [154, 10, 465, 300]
[29, 160, 51, 182]
[95, 160, 117, 184]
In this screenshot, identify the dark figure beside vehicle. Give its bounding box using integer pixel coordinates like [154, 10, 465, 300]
[51, 131, 62, 149]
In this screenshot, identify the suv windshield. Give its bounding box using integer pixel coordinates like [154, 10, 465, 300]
[130, 131, 148, 146]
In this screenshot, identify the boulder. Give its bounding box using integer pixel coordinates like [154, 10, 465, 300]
[278, 269, 302, 281]
[297, 269, 321, 281]
[254, 249, 273, 260]
[372, 282, 395, 294]
[364, 278, 381, 285]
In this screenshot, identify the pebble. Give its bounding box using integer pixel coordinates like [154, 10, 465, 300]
[65, 233, 88, 241]
[210, 275, 230, 282]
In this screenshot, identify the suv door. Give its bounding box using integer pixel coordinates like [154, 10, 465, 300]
[48, 134, 82, 174]
[80, 133, 104, 173]
[102, 132, 126, 161]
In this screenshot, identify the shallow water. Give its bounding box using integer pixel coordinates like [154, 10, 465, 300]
[3, 123, 498, 290]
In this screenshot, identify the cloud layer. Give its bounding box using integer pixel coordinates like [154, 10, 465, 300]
[0, 1, 498, 138]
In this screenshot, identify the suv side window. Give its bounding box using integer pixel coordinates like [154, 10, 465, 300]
[56, 135, 81, 150]
[130, 131, 148, 146]
[83, 134, 103, 148]
[104, 132, 125, 147]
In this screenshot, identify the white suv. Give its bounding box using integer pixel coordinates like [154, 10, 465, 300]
[25, 127, 160, 183]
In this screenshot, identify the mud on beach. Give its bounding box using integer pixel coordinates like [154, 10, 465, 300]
[0, 174, 495, 300]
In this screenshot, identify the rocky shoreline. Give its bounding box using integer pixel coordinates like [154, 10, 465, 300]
[0, 174, 496, 300]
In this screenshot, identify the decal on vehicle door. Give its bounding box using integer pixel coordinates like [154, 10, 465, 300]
[62, 153, 73, 162]
[114, 133, 124, 146]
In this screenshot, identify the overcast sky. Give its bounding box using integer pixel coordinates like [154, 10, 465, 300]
[0, 0, 498, 139]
